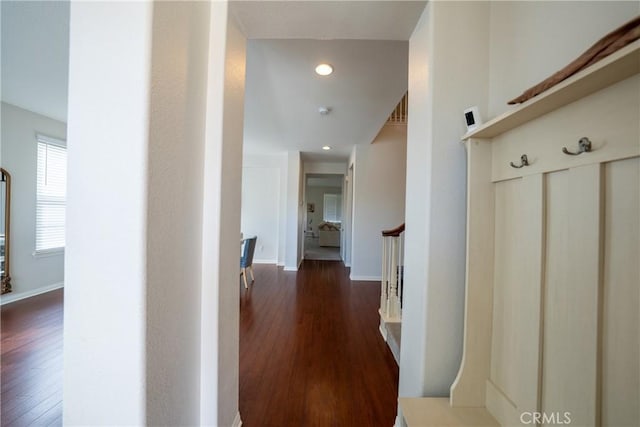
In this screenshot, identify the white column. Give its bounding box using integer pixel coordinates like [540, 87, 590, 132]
[65, 3, 152, 424]
[200, 2, 246, 426]
[65, 2, 243, 425]
[285, 151, 301, 270]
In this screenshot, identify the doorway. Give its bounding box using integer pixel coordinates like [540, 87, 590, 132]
[303, 173, 343, 261]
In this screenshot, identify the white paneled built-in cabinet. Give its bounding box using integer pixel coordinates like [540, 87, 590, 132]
[402, 41, 640, 427]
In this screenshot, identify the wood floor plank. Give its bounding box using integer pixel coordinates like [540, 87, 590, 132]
[1, 289, 63, 427]
[240, 261, 399, 427]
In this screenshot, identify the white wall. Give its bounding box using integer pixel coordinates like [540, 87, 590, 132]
[488, 1, 639, 117]
[401, 1, 490, 398]
[0, 103, 66, 303]
[400, 0, 638, 402]
[241, 154, 286, 263]
[350, 124, 407, 281]
[145, 2, 212, 424]
[65, 2, 152, 423]
[343, 162, 354, 265]
[285, 151, 301, 270]
[65, 2, 243, 426]
[303, 161, 346, 175]
[200, 3, 246, 426]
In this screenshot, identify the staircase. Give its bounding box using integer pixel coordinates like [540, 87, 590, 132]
[386, 92, 408, 124]
[379, 223, 404, 364]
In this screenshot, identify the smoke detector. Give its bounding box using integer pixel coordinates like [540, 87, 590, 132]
[318, 107, 331, 116]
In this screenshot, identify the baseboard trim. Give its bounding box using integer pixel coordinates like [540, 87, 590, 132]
[253, 259, 277, 264]
[349, 275, 382, 281]
[232, 412, 242, 427]
[379, 323, 388, 341]
[283, 266, 298, 271]
[1, 282, 64, 306]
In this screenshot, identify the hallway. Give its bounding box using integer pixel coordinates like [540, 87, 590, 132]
[240, 260, 399, 426]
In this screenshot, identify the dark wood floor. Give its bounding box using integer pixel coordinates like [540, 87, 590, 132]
[240, 260, 399, 427]
[1, 289, 63, 427]
[0, 261, 398, 426]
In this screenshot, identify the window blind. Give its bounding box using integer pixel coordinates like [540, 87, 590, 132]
[36, 134, 67, 253]
[323, 194, 341, 223]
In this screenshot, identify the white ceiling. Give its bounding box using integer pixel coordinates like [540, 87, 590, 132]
[1, 1, 70, 123]
[236, 0, 423, 161]
[0, 0, 423, 161]
[243, 39, 408, 159]
[230, 1, 427, 40]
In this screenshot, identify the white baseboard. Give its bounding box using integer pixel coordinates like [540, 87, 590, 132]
[232, 412, 242, 427]
[277, 262, 285, 267]
[1, 282, 64, 306]
[253, 259, 277, 264]
[284, 257, 304, 272]
[379, 323, 388, 341]
[349, 275, 382, 281]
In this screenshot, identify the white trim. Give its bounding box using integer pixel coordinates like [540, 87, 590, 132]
[379, 323, 388, 341]
[33, 247, 65, 258]
[1, 282, 64, 305]
[253, 259, 277, 265]
[277, 262, 285, 267]
[232, 412, 242, 427]
[349, 275, 381, 281]
[36, 132, 66, 148]
[283, 266, 298, 271]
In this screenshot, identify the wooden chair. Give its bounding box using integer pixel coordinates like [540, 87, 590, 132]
[240, 236, 257, 289]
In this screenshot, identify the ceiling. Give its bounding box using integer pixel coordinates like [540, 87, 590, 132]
[237, 1, 423, 161]
[1, 1, 424, 161]
[243, 39, 409, 159]
[230, 1, 427, 40]
[1, 1, 70, 123]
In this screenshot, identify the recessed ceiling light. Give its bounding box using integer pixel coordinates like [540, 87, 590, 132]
[315, 63, 333, 76]
[322, 145, 331, 151]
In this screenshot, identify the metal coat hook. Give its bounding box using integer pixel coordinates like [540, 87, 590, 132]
[562, 137, 592, 155]
[510, 154, 529, 169]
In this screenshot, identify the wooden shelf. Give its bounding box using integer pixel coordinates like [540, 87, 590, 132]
[463, 39, 640, 140]
[399, 398, 499, 426]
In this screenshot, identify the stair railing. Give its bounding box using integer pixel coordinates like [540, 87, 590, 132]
[380, 223, 404, 321]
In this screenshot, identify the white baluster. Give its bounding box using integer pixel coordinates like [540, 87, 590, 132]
[387, 237, 399, 319]
[380, 236, 388, 316]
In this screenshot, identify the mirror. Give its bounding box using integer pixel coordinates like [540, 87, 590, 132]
[1, 168, 11, 294]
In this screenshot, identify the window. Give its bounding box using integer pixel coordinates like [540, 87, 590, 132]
[323, 193, 341, 223]
[36, 134, 67, 254]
